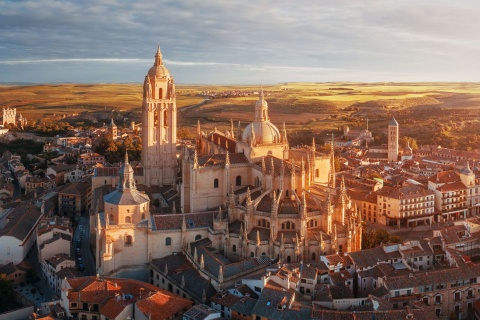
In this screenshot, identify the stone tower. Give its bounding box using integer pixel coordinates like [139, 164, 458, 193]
[387, 118, 399, 162]
[3, 108, 16, 126]
[109, 117, 117, 140]
[141, 46, 177, 187]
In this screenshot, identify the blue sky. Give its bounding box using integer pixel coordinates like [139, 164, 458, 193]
[0, 0, 479, 84]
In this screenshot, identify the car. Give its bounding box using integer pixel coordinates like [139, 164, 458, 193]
[76, 248, 81, 254]
[77, 257, 83, 263]
[79, 225, 84, 230]
[76, 239, 81, 245]
[78, 263, 85, 271]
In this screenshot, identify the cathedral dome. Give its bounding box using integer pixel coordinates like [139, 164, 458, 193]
[148, 65, 170, 78]
[241, 90, 282, 145]
[242, 121, 281, 145]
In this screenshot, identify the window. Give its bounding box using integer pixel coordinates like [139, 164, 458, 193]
[125, 216, 131, 223]
[141, 213, 145, 220]
[250, 252, 254, 257]
[214, 179, 219, 188]
[109, 214, 114, 223]
[195, 234, 202, 241]
[236, 175, 242, 186]
[165, 237, 172, 246]
[164, 110, 168, 126]
[312, 252, 316, 261]
[315, 169, 319, 178]
[232, 245, 236, 252]
[125, 235, 133, 245]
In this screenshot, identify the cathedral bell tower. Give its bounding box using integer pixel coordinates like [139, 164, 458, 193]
[142, 46, 177, 186]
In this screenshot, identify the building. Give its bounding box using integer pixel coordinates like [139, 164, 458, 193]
[0, 202, 43, 264]
[376, 182, 435, 227]
[3, 107, 16, 126]
[388, 117, 399, 162]
[141, 46, 177, 187]
[93, 47, 363, 278]
[428, 170, 468, 222]
[57, 181, 92, 216]
[60, 276, 193, 320]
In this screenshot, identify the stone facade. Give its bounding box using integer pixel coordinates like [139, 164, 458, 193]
[93, 47, 363, 277]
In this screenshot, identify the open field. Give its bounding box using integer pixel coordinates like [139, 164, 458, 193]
[1, 82, 480, 148]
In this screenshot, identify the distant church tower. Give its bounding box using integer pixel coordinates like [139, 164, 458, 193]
[109, 117, 117, 140]
[387, 118, 399, 162]
[141, 46, 177, 187]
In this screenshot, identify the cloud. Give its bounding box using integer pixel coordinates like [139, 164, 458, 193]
[0, 0, 478, 83]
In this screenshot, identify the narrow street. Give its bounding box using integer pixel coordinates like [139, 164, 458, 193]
[74, 216, 96, 276]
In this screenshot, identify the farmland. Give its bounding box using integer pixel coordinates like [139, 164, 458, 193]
[1, 82, 480, 148]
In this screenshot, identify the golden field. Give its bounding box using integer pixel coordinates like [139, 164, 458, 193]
[1, 82, 480, 148]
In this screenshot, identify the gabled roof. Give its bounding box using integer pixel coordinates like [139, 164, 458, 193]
[0, 202, 43, 242]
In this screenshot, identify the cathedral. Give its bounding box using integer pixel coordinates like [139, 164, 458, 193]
[93, 47, 362, 276]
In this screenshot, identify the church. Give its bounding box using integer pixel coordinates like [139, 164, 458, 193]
[92, 47, 362, 276]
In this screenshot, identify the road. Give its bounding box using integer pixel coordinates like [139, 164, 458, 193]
[74, 216, 96, 276]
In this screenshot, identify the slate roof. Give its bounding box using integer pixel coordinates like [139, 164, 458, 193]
[153, 210, 226, 231]
[247, 227, 270, 241]
[104, 188, 150, 206]
[229, 296, 257, 316]
[151, 253, 216, 303]
[94, 166, 143, 177]
[0, 202, 43, 242]
[58, 181, 91, 196]
[251, 280, 296, 319]
[278, 198, 298, 215]
[183, 304, 219, 320]
[206, 132, 237, 153]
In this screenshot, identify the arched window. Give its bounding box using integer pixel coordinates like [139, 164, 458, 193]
[236, 176, 242, 186]
[250, 252, 254, 257]
[214, 179, 219, 188]
[258, 219, 270, 228]
[125, 235, 133, 246]
[141, 213, 145, 220]
[281, 221, 295, 230]
[125, 216, 131, 223]
[286, 190, 289, 197]
[109, 214, 114, 223]
[315, 169, 319, 178]
[262, 252, 266, 255]
[287, 256, 291, 263]
[159, 88, 163, 99]
[232, 245, 237, 252]
[339, 244, 343, 253]
[165, 237, 172, 246]
[312, 252, 316, 261]
[195, 234, 202, 241]
[164, 110, 168, 126]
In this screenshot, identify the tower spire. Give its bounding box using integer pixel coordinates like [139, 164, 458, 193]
[154, 45, 163, 66]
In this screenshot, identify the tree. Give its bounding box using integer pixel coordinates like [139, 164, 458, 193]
[0, 274, 15, 312]
[26, 268, 40, 285]
[399, 136, 418, 150]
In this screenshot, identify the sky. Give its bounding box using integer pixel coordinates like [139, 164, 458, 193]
[0, 0, 479, 84]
